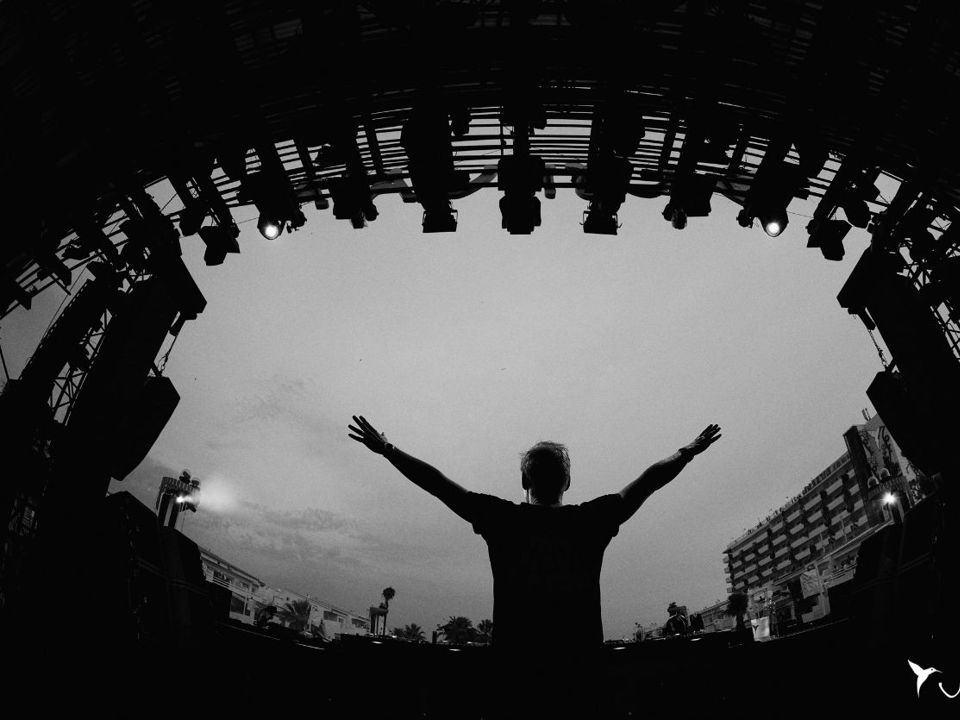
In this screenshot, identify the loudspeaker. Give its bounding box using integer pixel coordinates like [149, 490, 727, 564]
[847, 524, 902, 644]
[51, 279, 179, 510]
[840, 247, 960, 474]
[160, 526, 217, 645]
[66, 279, 178, 437]
[866, 370, 944, 476]
[87, 491, 169, 644]
[109, 375, 181, 480]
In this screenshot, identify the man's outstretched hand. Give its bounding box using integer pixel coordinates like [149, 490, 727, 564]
[682, 424, 722, 457]
[348, 415, 391, 455]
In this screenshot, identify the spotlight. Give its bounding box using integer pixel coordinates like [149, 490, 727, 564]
[330, 176, 378, 229]
[806, 218, 851, 261]
[581, 155, 631, 234]
[422, 205, 458, 233]
[758, 207, 788, 237]
[499, 195, 541, 234]
[662, 201, 687, 230]
[258, 216, 284, 240]
[882, 492, 896, 505]
[840, 197, 871, 229]
[178, 200, 207, 236]
[744, 162, 802, 237]
[239, 172, 306, 238]
[583, 208, 619, 235]
[497, 155, 545, 234]
[198, 225, 241, 266]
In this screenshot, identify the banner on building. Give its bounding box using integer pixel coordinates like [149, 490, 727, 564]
[751, 616, 771, 641]
[799, 569, 820, 599]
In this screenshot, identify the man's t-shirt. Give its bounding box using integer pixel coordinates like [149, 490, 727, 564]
[461, 492, 625, 653]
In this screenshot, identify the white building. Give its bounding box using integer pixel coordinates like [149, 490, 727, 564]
[198, 546, 370, 637]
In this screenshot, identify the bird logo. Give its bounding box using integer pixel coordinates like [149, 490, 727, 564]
[907, 660, 941, 697]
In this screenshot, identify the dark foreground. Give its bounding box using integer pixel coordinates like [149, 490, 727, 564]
[5, 490, 959, 717]
[8, 620, 956, 718]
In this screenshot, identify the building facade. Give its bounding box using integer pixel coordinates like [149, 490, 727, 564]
[200, 546, 265, 623]
[721, 414, 928, 630]
[198, 546, 370, 637]
[695, 598, 735, 634]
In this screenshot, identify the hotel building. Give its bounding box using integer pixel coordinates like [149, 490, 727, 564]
[721, 413, 926, 628]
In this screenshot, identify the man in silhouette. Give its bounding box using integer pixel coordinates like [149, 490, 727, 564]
[348, 415, 721, 717]
[665, 602, 689, 637]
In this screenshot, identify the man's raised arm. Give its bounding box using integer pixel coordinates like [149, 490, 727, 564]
[348, 415, 470, 518]
[618, 424, 721, 523]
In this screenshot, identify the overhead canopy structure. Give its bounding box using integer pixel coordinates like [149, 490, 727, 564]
[1, 0, 958, 355]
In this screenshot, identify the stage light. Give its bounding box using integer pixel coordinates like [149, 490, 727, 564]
[240, 172, 305, 238]
[497, 155, 544, 234]
[583, 208, 619, 235]
[198, 225, 241, 266]
[662, 202, 687, 230]
[422, 205, 458, 233]
[758, 207, 788, 237]
[806, 218, 851, 261]
[178, 200, 207, 236]
[330, 176, 378, 229]
[499, 195, 541, 234]
[882, 492, 896, 505]
[840, 197, 871, 229]
[581, 155, 631, 234]
[258, 216, 284, 240]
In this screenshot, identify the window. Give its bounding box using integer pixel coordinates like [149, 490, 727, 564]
[212, 570, 230, 585]
[230, 594, 245, 614]
[323, 610, 342, 623]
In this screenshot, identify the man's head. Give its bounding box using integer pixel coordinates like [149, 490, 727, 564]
[521, 441, 570, 505]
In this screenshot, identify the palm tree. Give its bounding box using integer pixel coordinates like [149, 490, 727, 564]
[726, 592, 749, 634]
[475, 619, 494, 644]
[281, 599, 313, 633]
[381, 587, 396, 609]
[309, 621, 328, 641]
[379, 587, 396, 632]
[439, 616, 476, 645]
[396, 623, 425, 642]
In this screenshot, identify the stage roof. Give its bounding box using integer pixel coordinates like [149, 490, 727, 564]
[2, 1, 959, 324]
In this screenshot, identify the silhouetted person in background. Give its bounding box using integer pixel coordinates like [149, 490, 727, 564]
[665, 602, 689, 637]
[348, 415, 721, 718]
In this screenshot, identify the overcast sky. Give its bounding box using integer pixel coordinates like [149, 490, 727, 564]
[5, 181, 885, 639]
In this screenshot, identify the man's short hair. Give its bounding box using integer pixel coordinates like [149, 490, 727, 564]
[521, 441, 570, 504]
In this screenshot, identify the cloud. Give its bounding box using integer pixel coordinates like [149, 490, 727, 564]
[111, 453, 472, 617]
[233, 373, 345, 455]
[240, 499, 349, 534]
